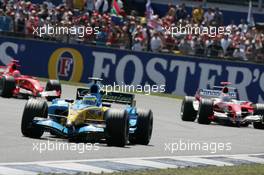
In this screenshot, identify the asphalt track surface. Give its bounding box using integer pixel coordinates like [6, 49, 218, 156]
[0, 84, 263, 163]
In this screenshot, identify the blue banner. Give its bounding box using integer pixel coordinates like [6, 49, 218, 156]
[0, 36, 263, 103]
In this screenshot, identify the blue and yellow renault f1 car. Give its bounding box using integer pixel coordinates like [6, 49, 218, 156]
[21, 78, 153, 147]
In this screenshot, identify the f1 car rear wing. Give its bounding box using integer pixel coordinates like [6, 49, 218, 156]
[76, 88, 135, 106]
[102, 92, 135, 106]
[213, 86, 237, 91]
[198, 89, 238, 99]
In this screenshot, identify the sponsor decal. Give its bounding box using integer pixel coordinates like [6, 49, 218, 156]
[48, 48, 84, 82]
[1, 36, 264, 102]
[0, 41, 19, 65]
[199, 89, 237, 98]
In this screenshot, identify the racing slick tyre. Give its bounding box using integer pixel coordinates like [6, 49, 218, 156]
[0, 76, 16, 98]
[197, 99, 213, 125]
[181, 96, 197, 122]
[45, 80, 61, 101]
[129, 109, 153, 145]
[253, 104, 264, 129]
[21, 99, 48, 138]
[105, 109, 129, 147]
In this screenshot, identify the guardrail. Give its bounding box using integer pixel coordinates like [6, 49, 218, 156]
[0, 35, 263, 103]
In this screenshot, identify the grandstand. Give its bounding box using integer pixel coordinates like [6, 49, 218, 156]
[0, 0, 263, 62]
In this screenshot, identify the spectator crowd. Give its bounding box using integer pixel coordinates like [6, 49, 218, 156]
[0, 0, 263, 62]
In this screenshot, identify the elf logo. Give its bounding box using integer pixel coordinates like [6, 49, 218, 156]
[48, 48, 84, 82]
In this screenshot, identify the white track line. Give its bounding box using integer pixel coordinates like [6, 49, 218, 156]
[228, 155, 264, 164]
[0, 166, 36, 175]
[0, 153, 263, 166]
[112, 159, 178, 169]
[38, 162, 114, 174]
[171, 157, 234, 166]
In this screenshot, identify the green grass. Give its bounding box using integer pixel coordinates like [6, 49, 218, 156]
[88, 164, 264, 175]
[38, 78, 183, 100]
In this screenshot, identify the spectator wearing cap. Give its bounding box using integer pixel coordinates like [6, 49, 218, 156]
[43, 0, 55, 10]
[86, 0, 95, 13]
[38, 4, 49, 20]
[176, 3, 188, 20]
[238, 19, 248, 34]
[203, 8, 214, 25]
[233, 39, 248, 61]
[14, 10, 25, 33]
[150, 31, 163, 52]
[208, 39, 221, 57]
[164, 32, 177, 53]
[213, 7, 223, 26]
[178, 37, 192, 55]
[253, 37, 263, 62]
[194, 36, 205, 56]
[132, 37, 144, 51]
[221, 35, 232, 57]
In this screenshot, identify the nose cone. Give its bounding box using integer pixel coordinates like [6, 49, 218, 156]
[229, 104, 242, 114]
[27, 78, 44, 92]
[68, 113, 77, 124]
[66, 119, 73, 128]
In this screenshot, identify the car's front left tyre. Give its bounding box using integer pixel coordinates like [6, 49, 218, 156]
[21, 99, 48, 138]
[197, 99, 213, 124]
[181, 96, 197, 122]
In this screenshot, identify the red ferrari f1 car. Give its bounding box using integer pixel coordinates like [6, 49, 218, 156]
[181, 82, 264, 129]
[0, 60, 61, 101]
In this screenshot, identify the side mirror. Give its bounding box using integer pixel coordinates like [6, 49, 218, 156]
[65, 99, 74, 103]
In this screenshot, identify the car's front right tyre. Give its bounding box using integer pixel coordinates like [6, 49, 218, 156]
[21, 99, 48, 138]
[45, 80, 61, 101]
[105, 109, 129, 147]
[253, 103, 264, 129]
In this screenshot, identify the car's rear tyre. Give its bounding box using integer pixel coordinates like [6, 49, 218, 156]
[45, 80, 61, 101]
[105, 109, 129, 147]
[21, 99, 48, 138]
[253, 104, 264, 129]
[197, 99, 213, 124]
[181, 96, 197, 122]
[130, 109, 153, 145]
[240, 122, 250, 127]
[0, 76, 16, 98]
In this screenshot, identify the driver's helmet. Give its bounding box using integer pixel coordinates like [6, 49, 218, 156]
[222, 87, 229, 94]
[82, 95, 97, 106]
[12, 70, 21, 77]
[221, 87, 231, 102]
[12, 64, 17, 70]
